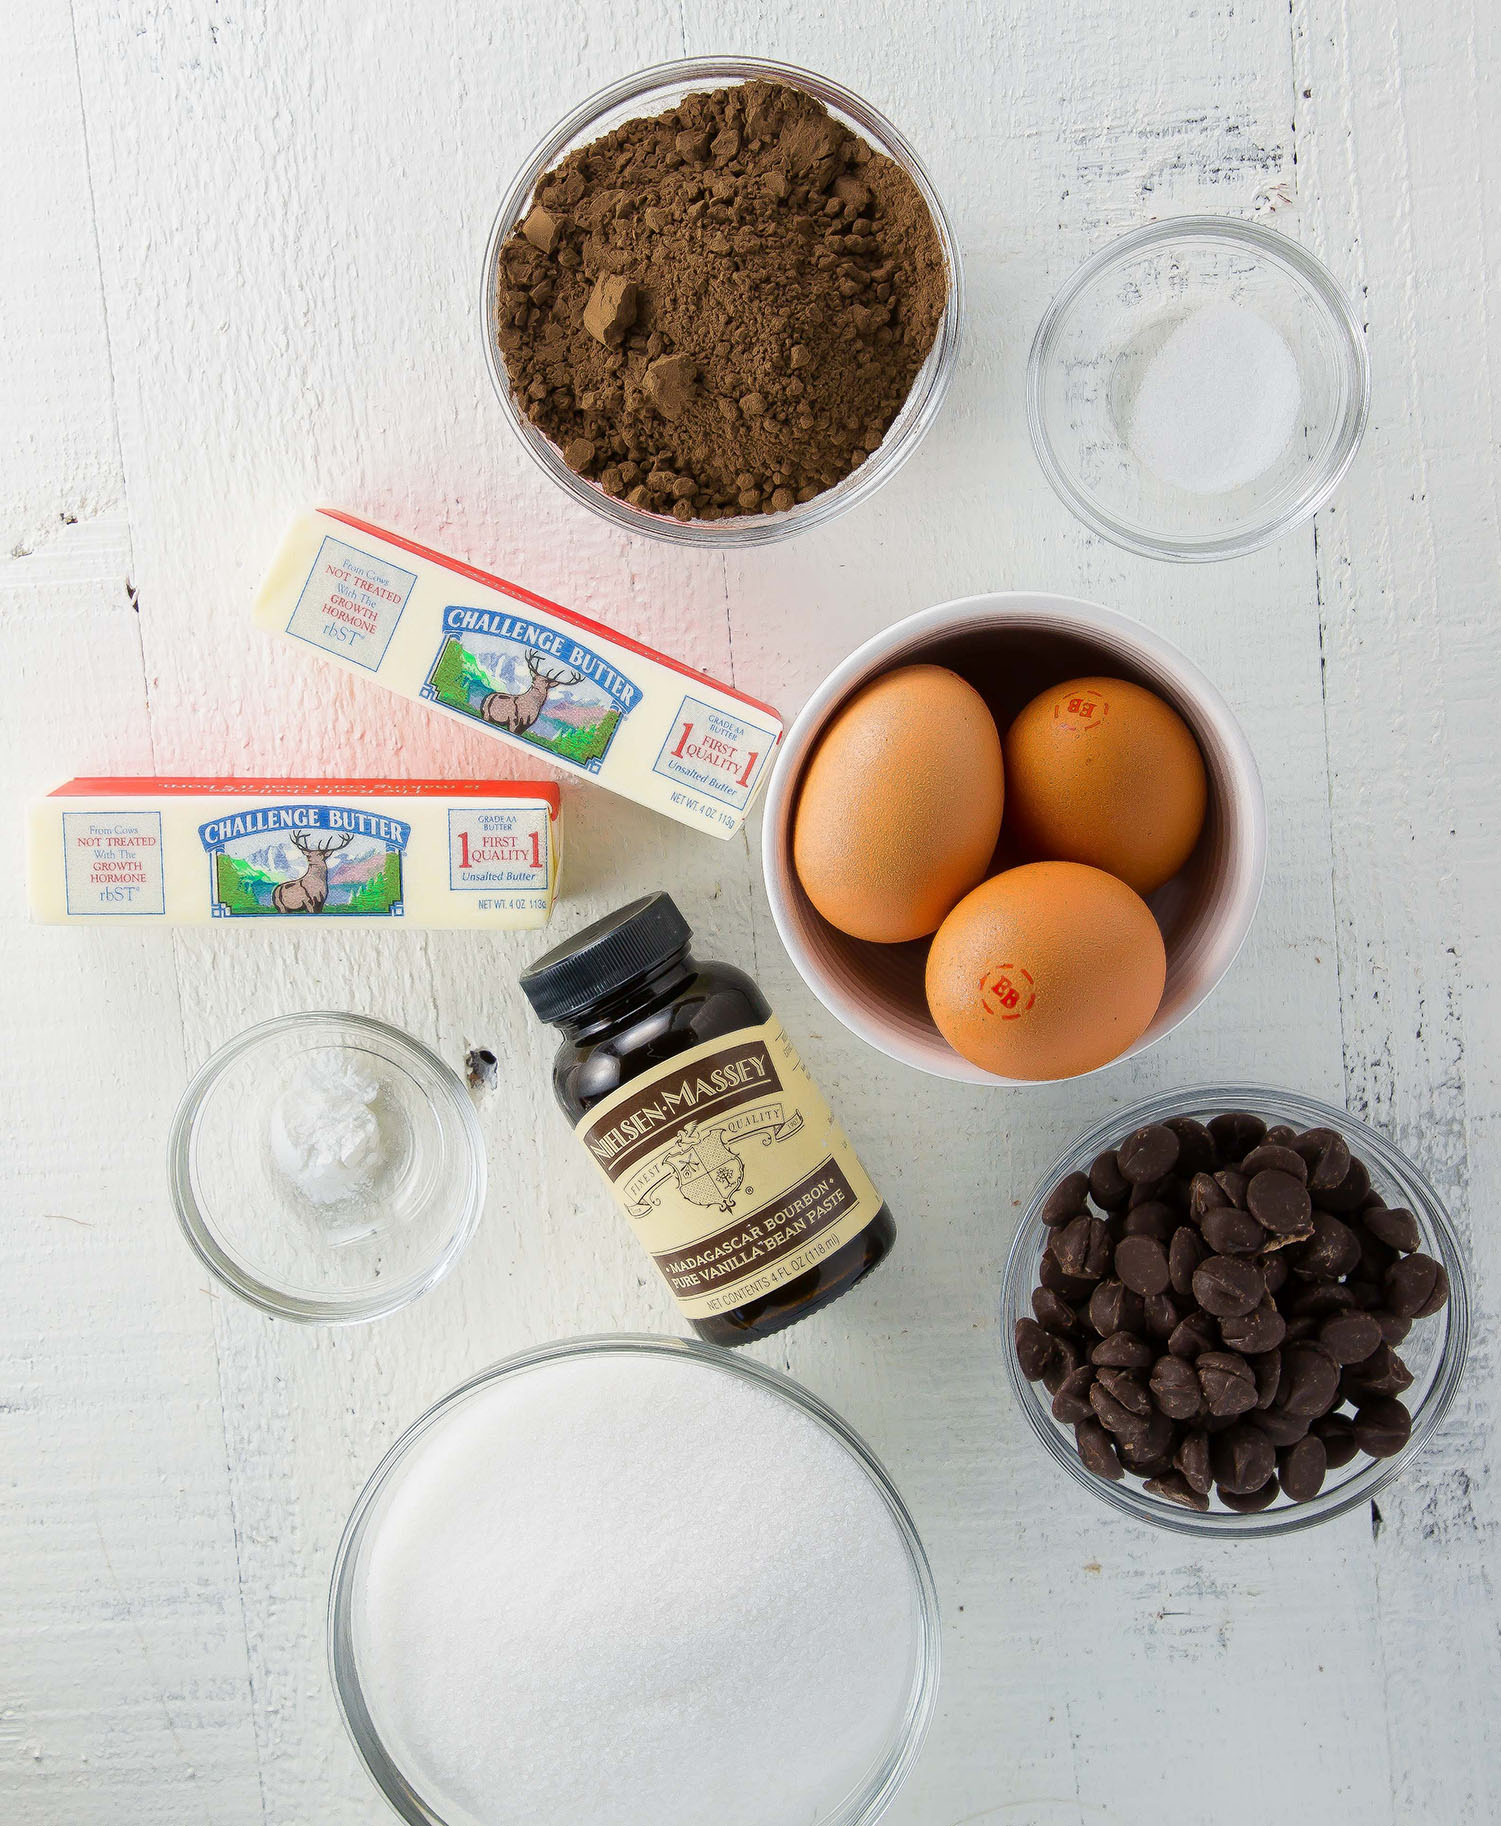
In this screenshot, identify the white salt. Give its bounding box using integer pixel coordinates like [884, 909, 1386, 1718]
[354, 1352, 922, 1826]
[269, 1047, 387, 1209]
[1128, 301, 1303, 494]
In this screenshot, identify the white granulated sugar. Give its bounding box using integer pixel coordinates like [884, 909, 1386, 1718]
[1128, 302, 1303, 494]
[355, 1352, 921, 1826]
[269, 1047, 386, 1208]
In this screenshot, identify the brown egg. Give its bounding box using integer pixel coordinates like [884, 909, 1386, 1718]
[793, 664, 1004, 942]
[925, 861, 1166, 1080]
[1003, 676, 1207, 896]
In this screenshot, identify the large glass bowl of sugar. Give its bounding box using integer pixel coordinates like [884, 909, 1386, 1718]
[329, 1336, 940, 1826]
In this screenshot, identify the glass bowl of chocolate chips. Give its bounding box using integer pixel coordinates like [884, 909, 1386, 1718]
[1003, 1087, 1469, 1535]
[481, 56, 962, 545]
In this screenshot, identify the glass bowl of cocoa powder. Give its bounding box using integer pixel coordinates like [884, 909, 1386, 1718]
[482, 57, 963, 546]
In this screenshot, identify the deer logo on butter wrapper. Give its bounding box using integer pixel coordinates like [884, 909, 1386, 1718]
[424, 606, 641, 772]
[198, 804, 410, 918]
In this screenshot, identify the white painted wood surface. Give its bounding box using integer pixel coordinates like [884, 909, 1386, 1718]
[3, 2, 1497, 1821]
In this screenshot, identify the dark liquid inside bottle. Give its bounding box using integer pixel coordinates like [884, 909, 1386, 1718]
[541, 923, 895, 1348]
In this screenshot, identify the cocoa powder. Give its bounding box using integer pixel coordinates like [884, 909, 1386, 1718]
[493, 80, 947, 521]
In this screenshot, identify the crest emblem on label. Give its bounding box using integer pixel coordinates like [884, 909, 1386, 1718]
[424, 606, 640, 772]
[198, 803, 410, 918]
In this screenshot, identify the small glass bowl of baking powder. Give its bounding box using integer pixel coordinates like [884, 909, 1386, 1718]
[169, 1013, 485, 1322]
[1028, 217, 1370, 561]
[481, 56, 964, 547]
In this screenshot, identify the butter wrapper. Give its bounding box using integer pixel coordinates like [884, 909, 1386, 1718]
[28, 778, 560, 927]
[253, 509, 782, 839]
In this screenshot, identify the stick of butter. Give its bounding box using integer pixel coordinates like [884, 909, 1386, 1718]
[28, 778, 561, 927]
[253, 509, 783, 840]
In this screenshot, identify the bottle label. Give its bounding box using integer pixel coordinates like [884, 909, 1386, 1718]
[574, 1018, 883, 1321]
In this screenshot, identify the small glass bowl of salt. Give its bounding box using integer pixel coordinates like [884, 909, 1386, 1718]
[169, 1013, 485, 1322]
[1028, 215, 1370, 561]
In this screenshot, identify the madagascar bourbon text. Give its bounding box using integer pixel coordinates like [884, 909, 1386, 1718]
[575, 1019, 881, 1320]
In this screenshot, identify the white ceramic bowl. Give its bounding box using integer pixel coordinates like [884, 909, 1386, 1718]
[761, 593, 1266, 1085]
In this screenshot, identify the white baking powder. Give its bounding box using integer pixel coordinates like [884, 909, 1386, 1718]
[268, 1047, 387, 1207]
[355, 1351, 922, 1826]
[1129, 301, 1303, 494]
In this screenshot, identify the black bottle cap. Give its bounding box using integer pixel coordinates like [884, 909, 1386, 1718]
[519, 892, 692, 1026]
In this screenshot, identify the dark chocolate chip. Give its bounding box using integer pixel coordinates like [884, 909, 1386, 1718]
[1294, 1213, 1362, 1281]
[1014, 1317, 1056, 1380]
[1201, 1206, 1266, 1256]
[1128, 1176, 1173, 1210]
[1150, 1354, 1204, 1420]
[1340, 1343, 1414, 1401]
[1247, 1169, 1314, 1238]
[1175, 1429, 1214, 1495]
[1116, 1409, 1175, 1468]
[1075, 1417, 1124, 1480]
[1242, 1143, 1309, 1183]
[1039, 1248, 1096, 1303]
[1087, 1278, 1145, 1338]
[1096, 1368, 1152, 1416]
[1118, 1124, 1180, 1184]
[1031, 1287, 1080, 1336]
[1197, 1351, 1259, 1418]
[1374, 1309, 1412, 1347]
[1165, 1117, 1217, 1177]
[1311, 1413, 1359, 1468]
[1143, 1290, 1181, 1339]
[1115, 1234, 1171, 1296]
[1317, 1310, 1383, 1365]
[1189, 1171, 1230, 1224]
[1278, 1434, 1328, 1502]
[1208, 1111, 1267, 1161]
[1287, 1281, 1356, 1318]
[1248, 1404, 1311, 1447]
[1041, 1170, 1091, 1226]
[1053, 1214, 1113, 1281]
[1088, 1149, 1132, 1211]
[1192, 1256, 1266, 1319]
[1091, 1330, 1155, 1371]
[1169, 1225, 1206, 1296]
[1260, 1251, 1290, 1297]
[1044, 1332, 1082, 1380]
[1088, 1380, 1141, 1438]
[1220, 1298, 1287, 1355]
[1168, 1311, 1219, 1358]
[1247, 1346, 1282, 1409]
[1123, 1201, 1178, 1242]
[1211, 1422, 1277, 1495]
[1215, 1169, 1251, 1209]
[1313, 1154, 1371, 1212]
[1219, 1476, 1280, 1512]
[1050, 1365, 1097, 1424]
[1384, 1252, 1449, 1318]
[1364, 1206, 1421, 1253]
[1144, 1471, 1209, 1511]
[1276, 1343, 1342, 1418]
[1354, 1396, 1412, 1458]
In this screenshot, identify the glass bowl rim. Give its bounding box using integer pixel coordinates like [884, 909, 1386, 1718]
[1026, 213, 1372, 563]
[1000, 1083, 1469, 1536]
[327, 1332, 942, 1826]
[167, 1010, 486, 1325]
[480, 53, 965, 548]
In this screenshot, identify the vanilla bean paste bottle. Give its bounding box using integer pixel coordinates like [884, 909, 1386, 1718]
[520, 893, 895, 1346]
